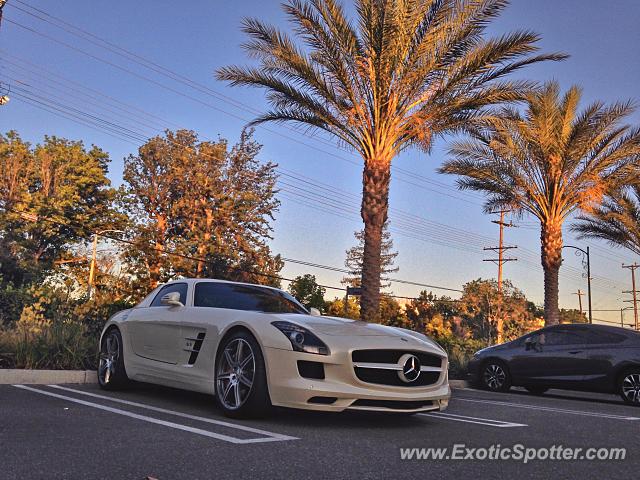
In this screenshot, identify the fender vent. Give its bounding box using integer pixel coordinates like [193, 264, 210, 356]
[187, 332, 206, 365]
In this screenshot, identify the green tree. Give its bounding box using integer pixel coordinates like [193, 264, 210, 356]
[559, 308, 588, 324]
[288, 274, 326, 310]
[440, 83, 640, 325]
[342, 221, 398, 290]
[121, 130, 183, 289]
[378, 295, 408, 327]
[573, 184, 640, 255]
[324, 296, 360, 319]
[122, 129, 282, 290]
[406, 290, 457, 334]
[456, 279, 541, 342]
[217, 0, 564, 322]
[0, 132, 117, 284]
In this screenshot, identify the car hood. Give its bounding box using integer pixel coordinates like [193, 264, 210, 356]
[266, 314, 447, 355]
[270, 313, 402, 336]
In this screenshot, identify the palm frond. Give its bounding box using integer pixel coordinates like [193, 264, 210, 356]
[441, 83, 640, 224]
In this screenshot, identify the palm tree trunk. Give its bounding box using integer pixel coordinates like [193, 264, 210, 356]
[541, 221, 563, 325]
[360, 160, 391, 322]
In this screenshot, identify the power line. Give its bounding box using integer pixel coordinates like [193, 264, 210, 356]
[6, 83, 627, 296]
[0, 14, 633, 291]
[10, 0, 489, 202]
[4, 4, 636, 284]
[0, 14, 632, 292]
[1, 11, 485, 208]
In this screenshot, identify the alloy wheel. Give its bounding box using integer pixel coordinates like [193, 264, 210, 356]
[483, 364, 506, 390]
[622, 373, 640, 405]
[99, 332, 120, 385]
[216, 338, 256, 410]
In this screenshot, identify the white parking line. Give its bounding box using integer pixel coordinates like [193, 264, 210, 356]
[420, 411, 527, 428]
[455, 397, 640, 421]
[49, 385, 296, 440]
[14, 385, 297, 444]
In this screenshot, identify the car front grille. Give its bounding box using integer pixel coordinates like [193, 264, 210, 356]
[352, 349, 442, 366]
[351, 349, 444, 387]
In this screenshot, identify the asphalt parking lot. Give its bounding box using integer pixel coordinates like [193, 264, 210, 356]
[2, 382, 639, 480]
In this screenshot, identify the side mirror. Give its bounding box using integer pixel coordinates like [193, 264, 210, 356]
[161, 291, 183, 307]
[525, 338, 535, 351]
[309, 307, 321, 316]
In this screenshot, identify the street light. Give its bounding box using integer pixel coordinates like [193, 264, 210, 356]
[562, 245, 592, 324]
[88, 229, 125, 298]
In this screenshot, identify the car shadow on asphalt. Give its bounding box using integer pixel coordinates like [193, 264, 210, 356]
[116, 381, 424, 429]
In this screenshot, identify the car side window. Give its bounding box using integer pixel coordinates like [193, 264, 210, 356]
[194, 282, 308, 314]
[542, 330, 585, 346]
[150, 283, 188, 307]
[583, 330, 626, 344]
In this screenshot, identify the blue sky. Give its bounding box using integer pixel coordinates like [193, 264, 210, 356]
[1, 0, 639, 324]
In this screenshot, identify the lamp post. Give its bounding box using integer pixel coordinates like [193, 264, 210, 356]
[562, 245, 592, 324]
[88, 229, 124, 298]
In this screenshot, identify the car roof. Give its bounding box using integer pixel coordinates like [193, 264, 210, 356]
[543, 323, 637, 337]
[161, 278, 284, 293]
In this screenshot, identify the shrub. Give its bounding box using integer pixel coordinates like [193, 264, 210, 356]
[16, 321, 95, 369]
[0, 285, 127, 370]
[433, 334, 487, 379]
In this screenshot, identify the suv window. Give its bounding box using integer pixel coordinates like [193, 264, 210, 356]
[194, 282, 308, 314]
[151, 283, 188, 307]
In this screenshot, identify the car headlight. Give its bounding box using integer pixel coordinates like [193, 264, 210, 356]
[271, 321, 330, 355]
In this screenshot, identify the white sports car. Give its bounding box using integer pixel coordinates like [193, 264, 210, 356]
[98, 278, 451, 417]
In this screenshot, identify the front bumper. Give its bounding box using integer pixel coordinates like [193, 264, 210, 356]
[263, 346, 451, 413]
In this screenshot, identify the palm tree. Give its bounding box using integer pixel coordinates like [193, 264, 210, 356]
[216, 0, 565, 321]
[573, 184, 640, 255]
[440, 82, 640, 325]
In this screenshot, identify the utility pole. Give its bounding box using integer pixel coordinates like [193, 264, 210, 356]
[622, 263, 639, 331]
[483, 210, 518, 295]
[574, 289, 584, 315]
[483, 210, 517, 344]
[88, 229, 124, 299]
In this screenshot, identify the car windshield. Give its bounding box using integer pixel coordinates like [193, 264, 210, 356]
[194, 282, 308, 314]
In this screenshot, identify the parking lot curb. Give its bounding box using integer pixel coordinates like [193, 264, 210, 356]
[449, 379, 468, 389]
[0, 369, 97, 384]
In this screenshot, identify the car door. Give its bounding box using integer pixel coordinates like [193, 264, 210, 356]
[127, 282, 188, 365]
[509, 327, 589, 388]
[581, 328, 628, 391]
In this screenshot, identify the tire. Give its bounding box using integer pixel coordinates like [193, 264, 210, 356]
[97, 328, 129, 390]
[525, 386, 548, 395]
[618, 369, 640, 406]
[215, 330, 270, 418]
[481, 360, 511, 392]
